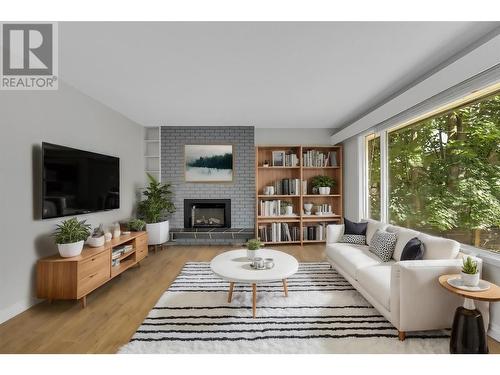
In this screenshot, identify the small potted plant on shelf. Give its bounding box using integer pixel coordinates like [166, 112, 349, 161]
[52, 217, 91, 257]
[461, 256, 480, 287]
[246, 238, 262, 260]
[311, 175, 336, 195]
[128, 218, 146, 232]
[137, 173, 175, 245]
[280, 201, 294, 216]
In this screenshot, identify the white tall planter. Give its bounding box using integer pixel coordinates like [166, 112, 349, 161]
[146, 220, 169, 245]
[57, 240, 84, 258]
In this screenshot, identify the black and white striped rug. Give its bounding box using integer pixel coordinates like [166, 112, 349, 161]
[119, 262, 449, 353]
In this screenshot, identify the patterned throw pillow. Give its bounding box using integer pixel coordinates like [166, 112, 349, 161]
[340, 234, 367, 245]
[369, 229, 397, 262]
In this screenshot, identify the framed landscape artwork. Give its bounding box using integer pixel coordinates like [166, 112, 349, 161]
[184, 145, 234, 182]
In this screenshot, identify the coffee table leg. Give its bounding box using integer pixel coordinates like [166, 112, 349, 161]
[252, 283, 257, 318]
[282, 279, 288, 297]
[228, 282, 234, 303]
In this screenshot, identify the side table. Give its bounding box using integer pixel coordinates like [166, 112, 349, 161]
[439, 274, 500, 354]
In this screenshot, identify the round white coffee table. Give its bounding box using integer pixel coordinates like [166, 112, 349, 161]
[210, 249, 299, 317]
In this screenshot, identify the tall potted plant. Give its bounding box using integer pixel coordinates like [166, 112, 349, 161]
[137, 173, 175, 245]
[52, 217, 91, 258]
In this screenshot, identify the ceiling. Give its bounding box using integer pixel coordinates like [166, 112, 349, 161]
[59, 22, 500, 128]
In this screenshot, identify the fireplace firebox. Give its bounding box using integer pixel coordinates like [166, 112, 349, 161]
[184, 199, 231, 229]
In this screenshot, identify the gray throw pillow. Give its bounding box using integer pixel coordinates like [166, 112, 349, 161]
[340, 234, 366, 245]
[369, 229, 397, 262]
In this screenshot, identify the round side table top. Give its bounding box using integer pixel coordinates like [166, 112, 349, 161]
[439, 274, 500, 302]
[210, 249, 299, 283]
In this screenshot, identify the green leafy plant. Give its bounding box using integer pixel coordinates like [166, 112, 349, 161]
[462, 257, 478, 275]
[137, 173, 175, 224]
[246, 239, 262, 250]
[128, 218, 146, 232]
[311, 175, 336, 189]
[53, 218, 91, 244]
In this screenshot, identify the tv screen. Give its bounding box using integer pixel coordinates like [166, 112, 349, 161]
[42, 143, 120, 219]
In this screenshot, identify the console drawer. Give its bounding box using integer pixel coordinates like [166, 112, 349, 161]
[78, 267, 109, 297]
[78, 251, 109, 280]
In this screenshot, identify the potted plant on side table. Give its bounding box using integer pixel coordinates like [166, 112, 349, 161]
[137, 173, 175, 245]
[461, 256, 480, 287]
[311, 175, 336, 195]
[53, 217, 91, 258]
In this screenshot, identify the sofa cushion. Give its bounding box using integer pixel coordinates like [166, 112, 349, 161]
[357, 263, 393, 310]
[369, 230, 397, 262]
[418, 232, 460, 260]
[363, 218, 388, 246]
[326, 224, 344, 243]
[344, 218, 367, 235]
[400, 237, 425, 261]
[326, 243, 382, 280]
[386, 225, 420, 261]
[340, 234, 366, 245]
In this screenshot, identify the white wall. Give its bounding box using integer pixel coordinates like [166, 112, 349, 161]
[255, 128, 333, 145]
[0, 82, 145, 324]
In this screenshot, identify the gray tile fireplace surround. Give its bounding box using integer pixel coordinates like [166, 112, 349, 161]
[161, 126, 255, 245]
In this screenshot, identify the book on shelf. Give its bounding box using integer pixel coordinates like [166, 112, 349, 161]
[303, 150, 338, 167]
[284, 152, 299, 167]
[302, 223, 327, 241]
[273, 178, 301, 195]
[258, 222, 299, 242]
[259, 200, 296, 216]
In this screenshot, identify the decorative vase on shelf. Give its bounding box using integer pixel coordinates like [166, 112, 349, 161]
[285, 206, 293, 216]
[113, 222, 121, 239]
[304, 203, 313, 215]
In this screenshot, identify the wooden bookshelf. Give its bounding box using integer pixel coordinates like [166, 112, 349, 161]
[255, 145, 343, 245]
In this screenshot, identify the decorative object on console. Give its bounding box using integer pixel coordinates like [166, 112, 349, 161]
[138, 173, 175, 245]
[340, 234, 366, 245]
[343, 217, 367, 236]
[311, 175, 336, 195]
[104, 231, 112, 242]
[128, 218, 146, 232]
[113, 222, 121, 239]
[246, 238, 262, 260]
[400, 237, 425, 261]
[185, 144, 233, 182]
[461, 256, 480, 287]
[263, 160, 270, 167]
[369, 229, 398, 262]
[87, 224, 105, 248]
[52, 217, 91, 258]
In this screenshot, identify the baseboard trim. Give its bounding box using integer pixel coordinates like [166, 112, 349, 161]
[488, 322, 500, 342]
[0, 298, 38, 324]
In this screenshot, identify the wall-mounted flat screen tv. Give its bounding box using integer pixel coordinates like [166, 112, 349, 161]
[42, 142, 120, 219]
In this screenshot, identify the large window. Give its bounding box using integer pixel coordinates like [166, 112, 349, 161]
[367, 93, 500, 253]
[367, 134, 381, 220]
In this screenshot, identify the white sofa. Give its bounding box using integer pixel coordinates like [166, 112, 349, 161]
[325, 219, 489, 340]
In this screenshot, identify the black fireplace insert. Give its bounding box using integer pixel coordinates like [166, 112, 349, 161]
[184, 199, 231, 228]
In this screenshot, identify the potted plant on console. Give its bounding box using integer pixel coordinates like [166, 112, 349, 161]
[461, 256, 480, 287]
[53, 217, 91, 258]
[137, 173, 175, 245]
[128, 218, 146, 232]
[311, 175, 336, 195]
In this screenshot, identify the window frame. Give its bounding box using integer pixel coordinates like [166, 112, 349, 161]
[361, 85, 500, 255]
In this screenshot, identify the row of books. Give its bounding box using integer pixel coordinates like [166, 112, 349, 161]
[283, 153, 299, 167]
[303, 150, 337, 167]
[259, 200, 295, 216]
[258, 223, 300, 243]
[272, 178, 301, 195]
[303, 224, 327, 241]
[111, 244, 133, 267]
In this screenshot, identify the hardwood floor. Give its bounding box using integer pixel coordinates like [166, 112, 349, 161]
[0, 244, 498, 354]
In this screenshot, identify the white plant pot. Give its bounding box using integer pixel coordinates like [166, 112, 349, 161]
[57, 240, 85, 258]
[146, 220, 169, 245]
[87, 235, 105, 248]
[461, 271, 480, 287]
[319, 187, 331, 195]
[247, 249, 260, 260]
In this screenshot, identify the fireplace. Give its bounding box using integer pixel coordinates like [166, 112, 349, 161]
[184, 199, 231, 229]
